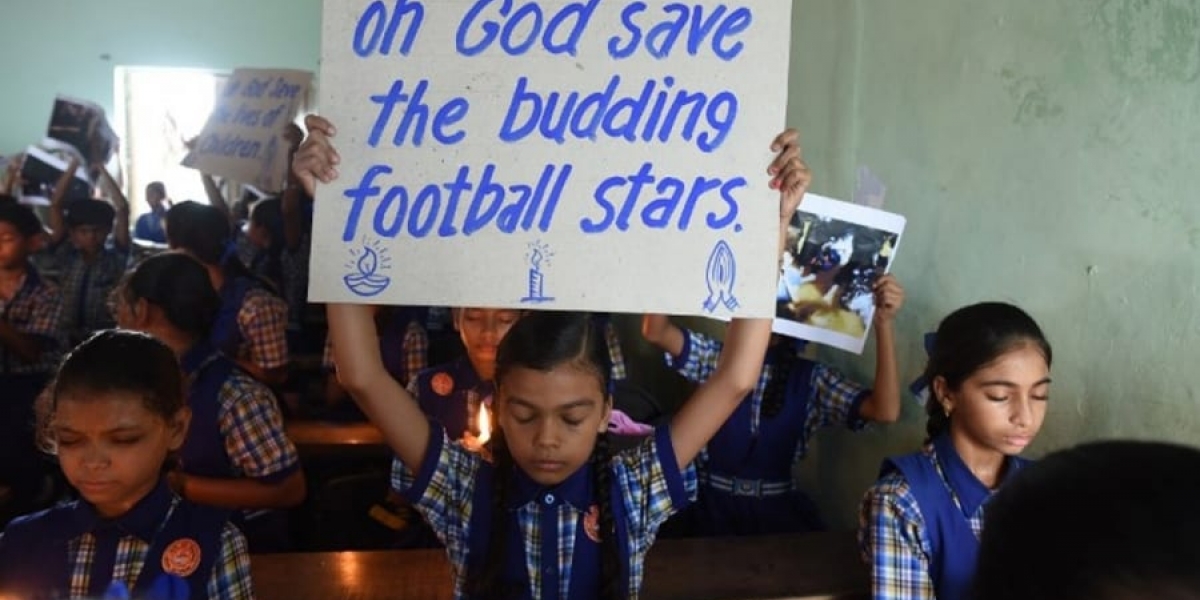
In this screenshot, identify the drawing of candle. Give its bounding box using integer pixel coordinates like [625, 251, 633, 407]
[521, 241, 554, 304]
[343, 240, 392, 297]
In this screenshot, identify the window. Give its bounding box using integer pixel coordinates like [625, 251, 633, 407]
[114, 67, 227, 219]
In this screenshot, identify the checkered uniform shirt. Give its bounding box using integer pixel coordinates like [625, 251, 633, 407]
[602, 320, 627, 381]
[393, 427, 697, 600]
[46, 242, 128, 345]
[213, 370, 301, 481]
[279, 234, 309, 334]
[0, 491, 254, 600]
[0, 267, 64, 375]
[235, 288, 289, 371]
[857, 443, 981, 600]
[64, 512, 253, 599]
[323, 320, 428, 389]
[669, 328, 869, 468]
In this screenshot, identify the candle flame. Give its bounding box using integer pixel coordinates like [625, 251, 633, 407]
[477, 405, 491, 444]
[357, 246, 378, 276]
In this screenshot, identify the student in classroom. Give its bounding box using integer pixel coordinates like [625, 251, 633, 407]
[165, 200, 290, 388]
[295, 114, 806, 599]
[240, 196, 286, 295]
[642, 275, 904, 536]
[279, 160, 317, 353]
[112, 251, 305, 552]
[973, 440, 1200, 600]
[133, 181, 171, 245]
[858, 302, 1052, 600]
[323, 305, 433, 413]
[43, 157, 130, 347]
[0, 330, 254, 600]
[0, 201, 64, 515]
[346, 307, 642, 548]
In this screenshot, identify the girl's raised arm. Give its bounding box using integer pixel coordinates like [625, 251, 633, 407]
[667, 129, 810, 470]
[294, 116, 431, 469]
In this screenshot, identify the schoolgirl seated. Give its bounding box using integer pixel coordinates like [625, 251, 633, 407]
[296, 114, 806, 598]
[113, 251, 305, 552]
[858, 302, 1052, 600]
[0, 330, 253, 600]
[165, 201, 290, 388]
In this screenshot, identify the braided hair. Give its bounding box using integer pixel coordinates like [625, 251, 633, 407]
[469, 312, 622, 600]
[760, 342, 796, 420]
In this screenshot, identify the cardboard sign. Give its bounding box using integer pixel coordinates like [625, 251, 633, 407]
[182, 68, 313, 193]
[47, 96, 119, 167]
[20, 143, 94, 202]
[774, 194, 906, 353]
[309, 0, 793, 317]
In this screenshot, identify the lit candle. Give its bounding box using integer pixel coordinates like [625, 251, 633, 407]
[477, 404, 491, 445]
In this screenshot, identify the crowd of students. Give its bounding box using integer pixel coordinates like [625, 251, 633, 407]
[0, 116, 1195, 600]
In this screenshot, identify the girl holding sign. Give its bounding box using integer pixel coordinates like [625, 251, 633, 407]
[642, 268, 903, 538]
[294, 115, 808, 599]
[858, 302, 1052, 600]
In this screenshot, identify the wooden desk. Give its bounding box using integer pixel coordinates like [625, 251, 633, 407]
[252, 532, 868, 600]
[287, 421, 649, 458]
[287, 420, 389, 458]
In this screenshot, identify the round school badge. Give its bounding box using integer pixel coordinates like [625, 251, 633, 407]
[161, 538, 202, 577]
[431, 373, 454, 396]
[583, 505, 602, 543]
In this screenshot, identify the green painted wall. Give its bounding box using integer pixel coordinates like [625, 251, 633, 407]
[782, 0, 1200, 530]
[0, 0, 320, 154]
[4, 0, 1197, 532]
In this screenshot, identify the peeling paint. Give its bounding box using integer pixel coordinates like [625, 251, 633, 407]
[1000, 68, 1065, 124]
[1096, 0, 1200, 83]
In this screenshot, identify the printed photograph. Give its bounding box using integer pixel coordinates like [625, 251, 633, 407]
[774, 194, 906, 353]
[47, 96, 118, 166]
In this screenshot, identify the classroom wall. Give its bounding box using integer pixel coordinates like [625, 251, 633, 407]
[788, 0, 1200, 529]
[4, 0, 1197, 532]
[0, 0, 320, 154]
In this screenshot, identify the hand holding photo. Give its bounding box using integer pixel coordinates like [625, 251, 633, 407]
[774, 193, 906, 353]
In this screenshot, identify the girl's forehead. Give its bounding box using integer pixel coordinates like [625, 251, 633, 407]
[54, 391, 162, 423]
[499, 365, 606, 406]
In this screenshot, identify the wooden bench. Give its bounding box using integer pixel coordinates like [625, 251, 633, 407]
[252, 531, 869, 599]
[287, 420, 390, 459]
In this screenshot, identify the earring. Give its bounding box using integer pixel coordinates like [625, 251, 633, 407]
[941, 400, 951, 418]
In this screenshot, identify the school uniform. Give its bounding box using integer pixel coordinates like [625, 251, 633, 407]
[280, 234, 310, 350]
[592, 313, 628, 381]
[322, 307, 431, 390]
[411, 356, 495, 441]
[393, 424, 697, 600]
[0, 477, 254, 600]
[180, 340, 302, 552]
[46, 240, 129, 346]
[134, 212, 168, 244]
[210, 276, 289, 377]
[858, 434, 1031, 600]
[0, 266, 63, 507]
[664, 328, 869, 536]
[277, 193, 315, 350]
[385, 356, 493, 548]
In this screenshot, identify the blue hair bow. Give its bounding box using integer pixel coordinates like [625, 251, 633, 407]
[908, 332, 937, 405]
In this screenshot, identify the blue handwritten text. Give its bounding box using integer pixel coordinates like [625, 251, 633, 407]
[580, 162, 745, 233]
[369, 79, 469, 147]
[341, 163, 572, 241]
